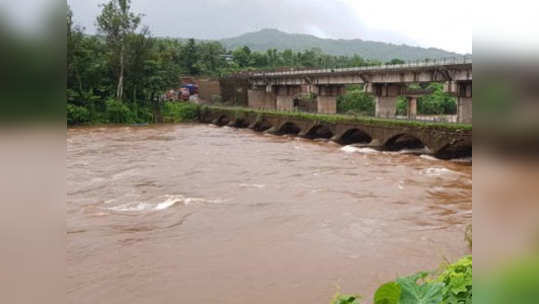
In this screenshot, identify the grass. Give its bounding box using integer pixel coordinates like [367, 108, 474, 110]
[202, 105, 472, 132]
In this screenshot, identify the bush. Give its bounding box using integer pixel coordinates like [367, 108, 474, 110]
[105, 99, 136, 124]
[162, 102, 199, 123]
[66, 104, 90, 125]
[369, 256, 472, 304]
[337, 87, 375, 116]
[436, 256, 472, 304]
[396, 96, 408, 116]
[418, 83, 457, 115]
[136, 105, 154, 123]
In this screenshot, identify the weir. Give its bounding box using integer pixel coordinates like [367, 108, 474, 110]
[202, 106, 472, 159]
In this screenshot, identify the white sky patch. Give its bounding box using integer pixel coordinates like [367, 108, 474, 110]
[67, 0, 473, 54]
[473, 0, 539, 52]
[341, 0, 472, 54]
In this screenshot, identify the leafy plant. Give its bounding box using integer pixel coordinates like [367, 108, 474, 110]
[331, 292, 361, 304]
[397, 272, 444, 304]
[374, 282, 401, 304]
[436, 256, 472, 304]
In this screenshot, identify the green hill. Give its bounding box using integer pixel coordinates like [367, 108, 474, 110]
[219, 29, 462, 62]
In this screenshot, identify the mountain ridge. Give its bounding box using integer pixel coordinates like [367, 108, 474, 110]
[218, 28, 462, 62]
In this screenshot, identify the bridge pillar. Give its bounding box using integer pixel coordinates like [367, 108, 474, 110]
[316, 85, 342, 114]
[373, 84, 404, 118]
[276, 86, 298, 112]
[248, 85, 276, 110]
[457, 81, 472, 123]
[407, 96, 418, 119]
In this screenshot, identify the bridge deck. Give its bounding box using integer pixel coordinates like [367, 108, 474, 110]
[248, 56, 472, 78]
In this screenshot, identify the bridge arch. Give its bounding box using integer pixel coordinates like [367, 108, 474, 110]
[231, 118, 249, 128]
[338, 128, 372, 145]
[278, 122, 302, 135]
[304, 125, 334, 139]
[252, 119, 273, 132]
[434, 143, 472, 159]
[214, 115, 231, 126]
[384, 133, 428, 151]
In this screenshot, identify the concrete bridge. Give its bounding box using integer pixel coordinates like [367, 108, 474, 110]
[200, 107, 472, 159]
[242, 57, 472, 123]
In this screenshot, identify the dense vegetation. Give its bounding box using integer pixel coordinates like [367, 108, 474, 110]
[332, 256, 472, 304]
[396, 83, 457, 116]
[337, 86, 375, 116]
[220, 29, 461, 62]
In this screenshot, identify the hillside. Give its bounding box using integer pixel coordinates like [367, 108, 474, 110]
[219, 29, 461, 62]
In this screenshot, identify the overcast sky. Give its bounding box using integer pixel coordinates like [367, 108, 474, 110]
[67, 0, 472, 54]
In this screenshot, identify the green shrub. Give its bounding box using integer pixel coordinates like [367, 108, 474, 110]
[331, 293, 361, 304]
[436, 256, 472, 304]
[418, 83, 457, 115]
[162, 102, 199, 122]
[66, 104, 90, 125]
[105, 99, 136, 124]
[135, 105, 154, 123]
[396, 97, 408, 116]
[337, 87, 375, 116]
[369, 257, 472, 304]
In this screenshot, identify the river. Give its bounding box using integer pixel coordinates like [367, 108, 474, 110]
[67, 123, 471, 304]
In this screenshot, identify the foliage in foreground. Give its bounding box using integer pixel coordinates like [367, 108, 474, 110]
[332, 256, 472, 304]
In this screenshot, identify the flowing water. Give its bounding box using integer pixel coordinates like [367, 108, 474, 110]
[67, 124, 472, 304]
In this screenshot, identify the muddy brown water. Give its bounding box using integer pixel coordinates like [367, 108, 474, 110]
[67, 124, 471, 304]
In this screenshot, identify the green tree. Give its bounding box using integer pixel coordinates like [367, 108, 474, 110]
[387, 58, 405, 65]
[337, 86, 375, 116]
[182, 38, 199, 75]
[96, 0, 141, 100]
[232, 46, 252, 68]
[418, 83, 457, 115]
[125, 26, 153, 104]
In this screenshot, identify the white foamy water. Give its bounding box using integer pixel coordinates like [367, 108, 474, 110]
[313, 138, 328, 142]
[107, 202, 153, 212]
[450, 157, 472, 164]
[155, 195, 215, 209]
[399, 147, 431, 155]
[420, 154, 439, 161]
[239, 183, 266, 189]
[421, 167, 460, 177]
[105, 194, 224, 212]
[341, 145, 379, 154]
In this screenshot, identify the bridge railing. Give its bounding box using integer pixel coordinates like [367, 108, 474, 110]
[245, 55, 472, 78]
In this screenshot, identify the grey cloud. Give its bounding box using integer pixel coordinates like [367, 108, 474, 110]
[68, 0, 418, 45]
